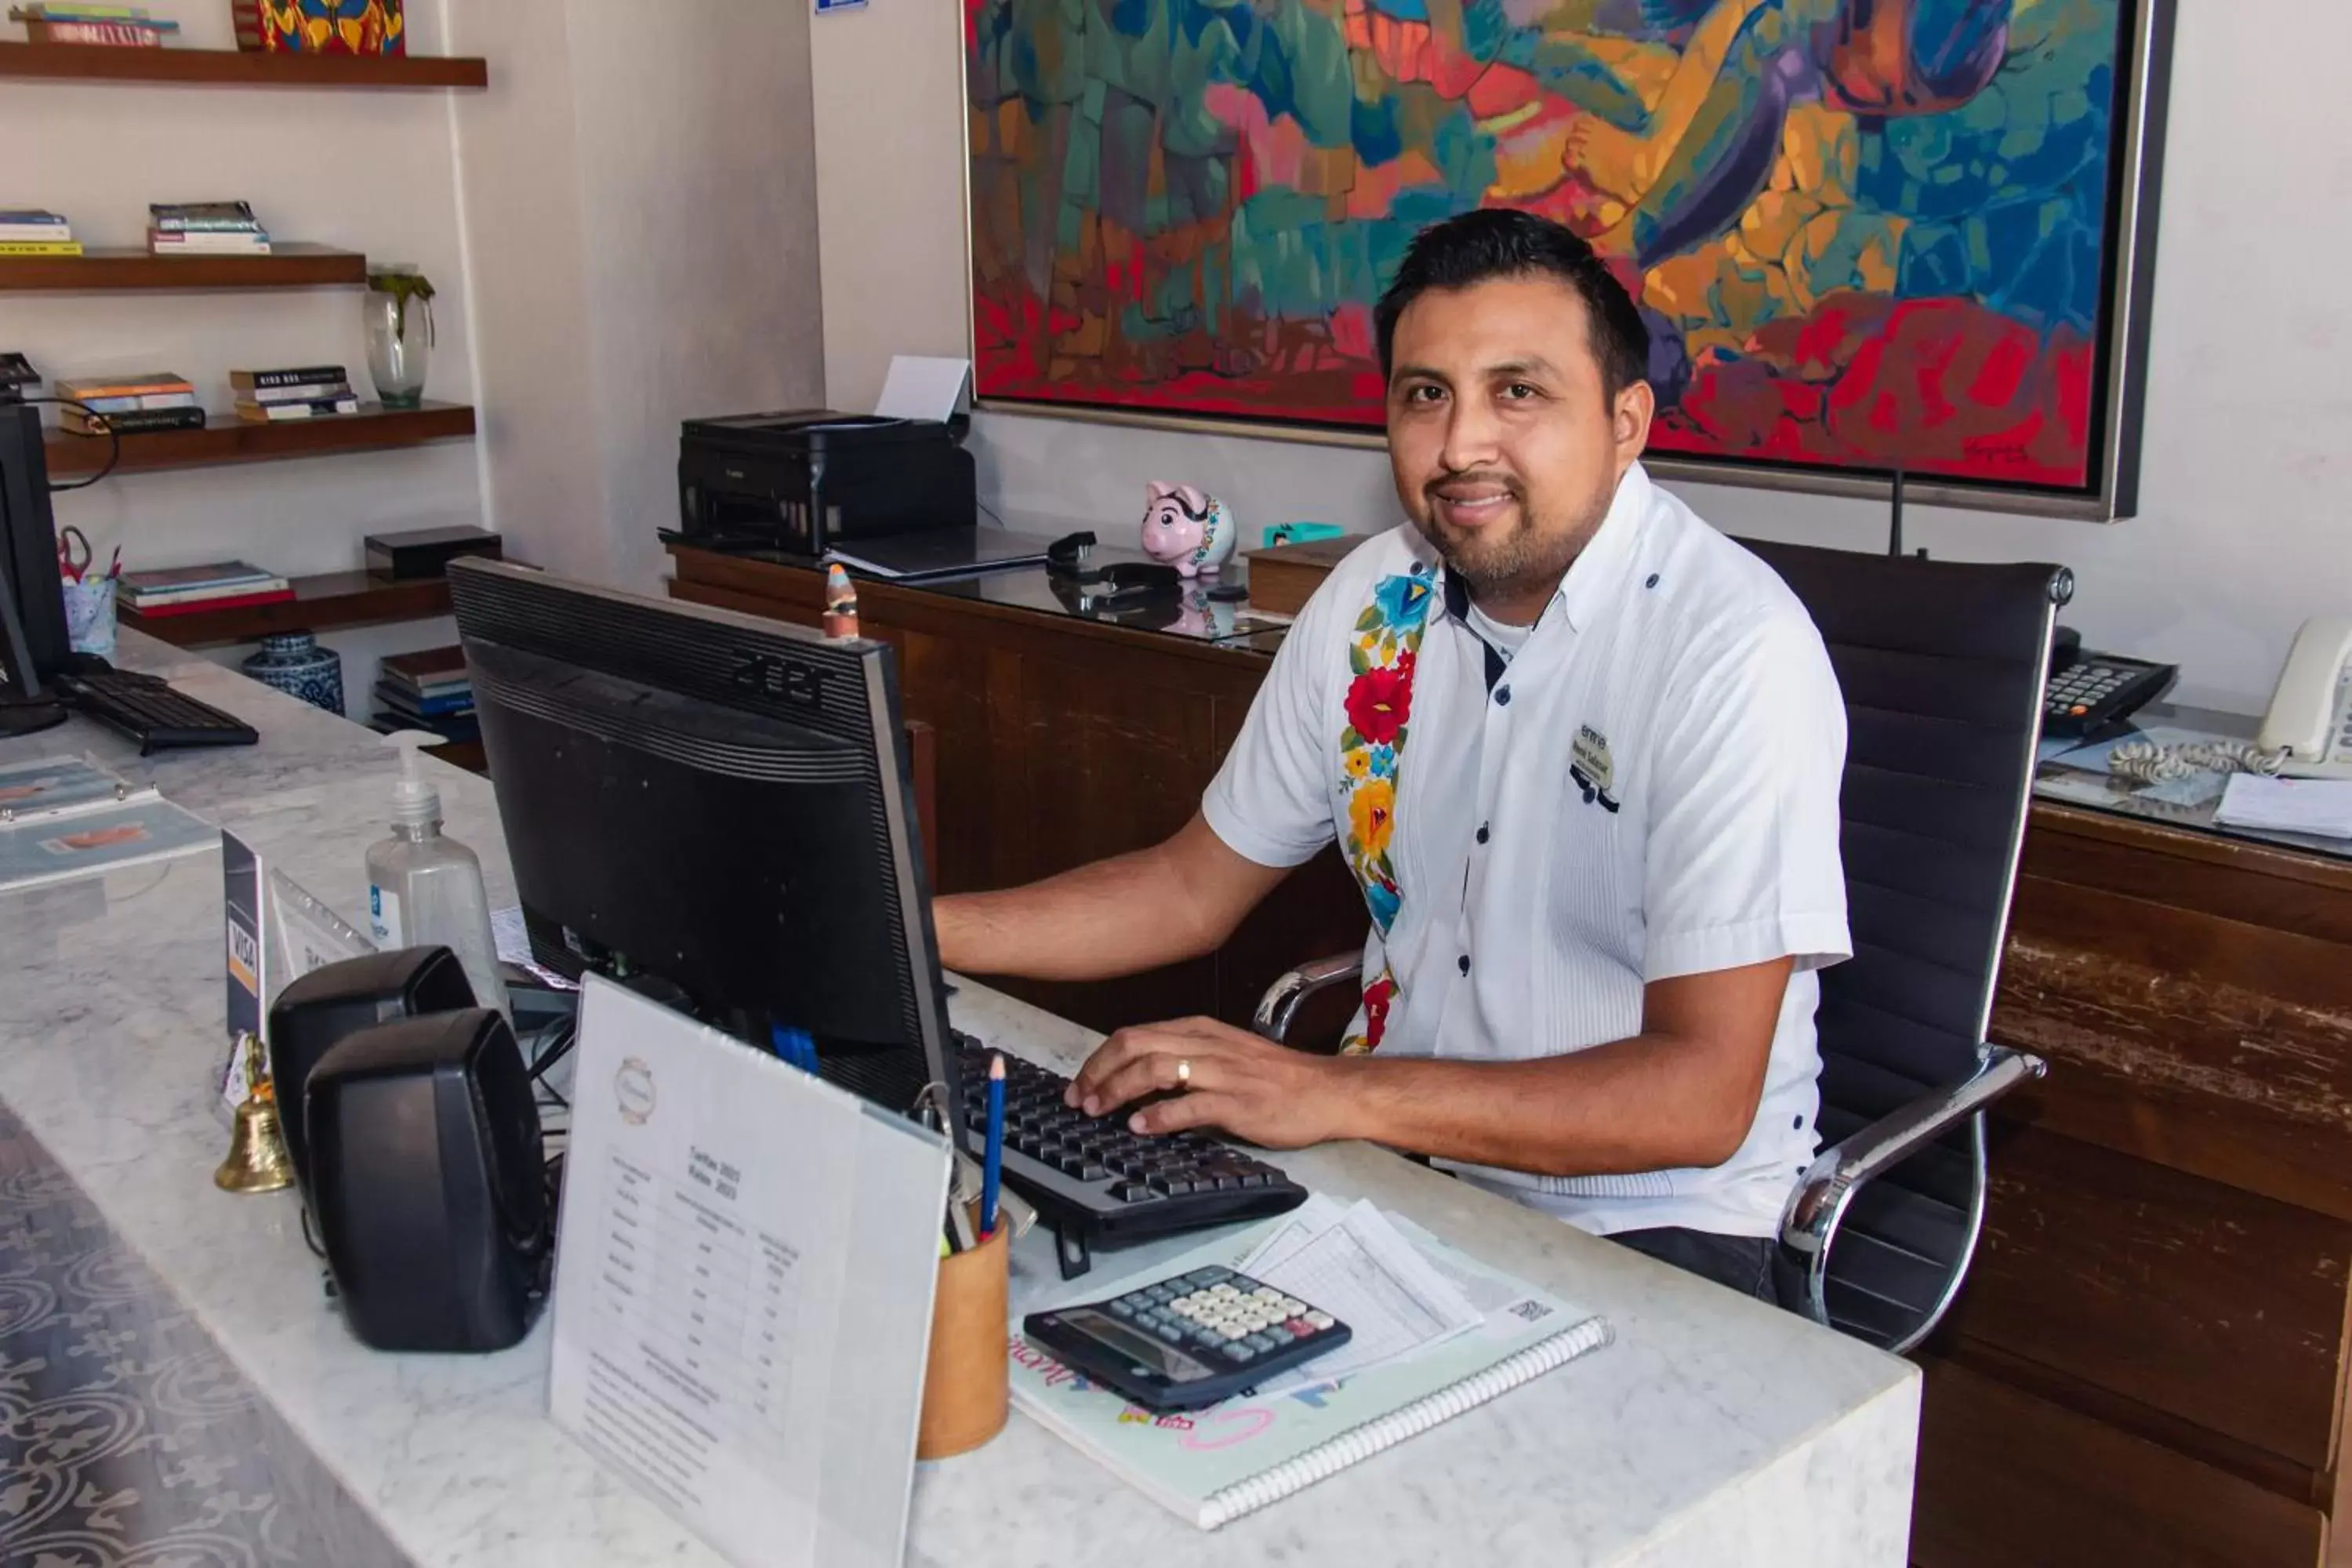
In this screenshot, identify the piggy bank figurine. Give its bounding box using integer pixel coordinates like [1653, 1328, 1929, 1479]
[1138, 482, 1239, 577]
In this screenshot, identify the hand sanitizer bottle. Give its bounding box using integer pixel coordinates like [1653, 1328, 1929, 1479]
[365, 731, 510, 1018]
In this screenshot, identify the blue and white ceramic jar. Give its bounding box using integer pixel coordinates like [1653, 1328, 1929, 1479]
[241, 630, 344, 715]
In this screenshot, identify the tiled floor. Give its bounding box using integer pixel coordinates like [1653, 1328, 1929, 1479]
[0, 1102, 333, 1567]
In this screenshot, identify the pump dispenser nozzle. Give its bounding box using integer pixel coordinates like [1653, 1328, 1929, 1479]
[383, 729, 444, 830]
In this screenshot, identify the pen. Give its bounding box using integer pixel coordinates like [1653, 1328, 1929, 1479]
[981, 1053, 1005, 1236]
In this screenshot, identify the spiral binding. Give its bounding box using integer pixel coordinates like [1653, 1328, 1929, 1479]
[1199, 1315, 1613, 1529]
[2105, 739, 2286, 785]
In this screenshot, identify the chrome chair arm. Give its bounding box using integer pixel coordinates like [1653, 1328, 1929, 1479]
[1252, 950, 1364, 1043]
[1777, 1045, 2045, 1346]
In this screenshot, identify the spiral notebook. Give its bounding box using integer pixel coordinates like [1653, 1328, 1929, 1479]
[1007, 1206, 1610, 1530]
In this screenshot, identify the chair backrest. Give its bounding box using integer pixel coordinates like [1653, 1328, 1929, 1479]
[1740, 538, 2063, 1351]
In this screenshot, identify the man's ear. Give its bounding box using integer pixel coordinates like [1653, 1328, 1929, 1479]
[1613, 380, 1656, 468]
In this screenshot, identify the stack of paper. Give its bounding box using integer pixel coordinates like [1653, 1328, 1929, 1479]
[2216, 774, 2352, 839]
[1235, 1196, 1484, 1392]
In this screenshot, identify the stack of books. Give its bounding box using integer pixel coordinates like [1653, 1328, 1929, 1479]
[8, 4, 180, 45]
[119, 561, 294, 619]
[0, 210, 80, 258]
[230, 365, 359, 422]
[148, 202, 271, 256]
[53, 372, 204, 437]
[373, 647, 477, 743]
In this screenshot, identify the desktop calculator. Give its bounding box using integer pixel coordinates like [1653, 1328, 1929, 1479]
[1022, 1265, 1353, 1412]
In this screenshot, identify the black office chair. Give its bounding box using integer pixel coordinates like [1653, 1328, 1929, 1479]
[1253, 540, 2067, 1354]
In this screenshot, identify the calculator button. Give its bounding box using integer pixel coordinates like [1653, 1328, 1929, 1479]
[1247, 1331, 1283, 1353]
[1286, 1319, 1316, 1338]
[1209, 1284, 1240, 1299]
[1277, 1297, 1306, 1316]
[1228, 1342, 1258, 1362]
[1221, 1325, 1250, 1341]
[1305, 1311, 1334, 1330]
[1251, 1287, 1283, 1305]
[1109, 1299, 1138, 1319]
[1153, 1322, 1189, 1345]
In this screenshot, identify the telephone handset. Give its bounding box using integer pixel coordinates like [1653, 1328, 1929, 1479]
[2259, 618, 2352, 779]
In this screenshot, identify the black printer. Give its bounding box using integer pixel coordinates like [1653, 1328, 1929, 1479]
[676, 408, 976, 557]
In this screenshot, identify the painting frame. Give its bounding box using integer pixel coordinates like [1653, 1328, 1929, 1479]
[964, 0, 2176, 522]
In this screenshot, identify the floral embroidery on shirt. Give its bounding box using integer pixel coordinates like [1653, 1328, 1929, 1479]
[1337, 564, 1433, 1053]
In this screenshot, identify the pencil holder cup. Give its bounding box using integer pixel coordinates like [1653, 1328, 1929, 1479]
[916, 1217, 1009, 1459]
[62, 576, 115, 661]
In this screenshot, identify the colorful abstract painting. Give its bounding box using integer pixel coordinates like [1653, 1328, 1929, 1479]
[967, 0, 2166, 507]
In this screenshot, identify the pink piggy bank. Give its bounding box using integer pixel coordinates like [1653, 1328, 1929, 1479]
[1138, 482, 1238, 577]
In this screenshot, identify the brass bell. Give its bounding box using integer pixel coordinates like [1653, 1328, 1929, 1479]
[216, 1033, 296, 1195]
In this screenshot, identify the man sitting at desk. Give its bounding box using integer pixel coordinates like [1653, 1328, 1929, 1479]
[935, 209, 1849, 1300]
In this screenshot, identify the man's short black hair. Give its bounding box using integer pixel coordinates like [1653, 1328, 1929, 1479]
[1374, 208, 1650, 400]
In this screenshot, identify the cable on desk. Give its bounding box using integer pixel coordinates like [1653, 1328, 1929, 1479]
[2107, 739, 2286, 784]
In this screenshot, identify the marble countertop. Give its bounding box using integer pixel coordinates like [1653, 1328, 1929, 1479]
[0, 631, 1920, 1567]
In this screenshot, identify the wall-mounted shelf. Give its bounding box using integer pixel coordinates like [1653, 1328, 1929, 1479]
[45, 402, 475, 475]
[0, 42, 487, 89]
[0, 242, 368, 292]
[122, 570, 453, 648]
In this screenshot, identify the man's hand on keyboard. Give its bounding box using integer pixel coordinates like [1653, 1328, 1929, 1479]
[1068, 1017, 1347, 1149]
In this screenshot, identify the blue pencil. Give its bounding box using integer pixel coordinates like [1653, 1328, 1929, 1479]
[981, 1054, 1006, 1236]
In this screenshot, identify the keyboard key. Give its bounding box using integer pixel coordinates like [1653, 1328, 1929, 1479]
[1076, 1163, 1109, 1181]
[1110, 1181, 1152, 1203]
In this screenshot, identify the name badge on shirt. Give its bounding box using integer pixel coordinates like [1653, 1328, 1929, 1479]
[1571, 724, 1621, 814]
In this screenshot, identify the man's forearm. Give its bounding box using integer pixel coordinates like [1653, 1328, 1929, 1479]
[935, 816, 1287, 983]
[1328, 1031, 1766, 1176]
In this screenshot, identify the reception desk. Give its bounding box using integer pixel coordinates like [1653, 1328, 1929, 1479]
[0, 633, 1917, 1566]
[670, 541, 2352, 1567]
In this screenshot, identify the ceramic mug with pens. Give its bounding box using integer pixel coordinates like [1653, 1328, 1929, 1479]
[56, 525, 119, 660]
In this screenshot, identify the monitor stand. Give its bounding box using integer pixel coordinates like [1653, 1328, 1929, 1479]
[0, 540, 67, 737]
[0, 691, 67, 738]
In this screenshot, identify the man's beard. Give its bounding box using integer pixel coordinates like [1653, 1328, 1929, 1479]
[1410, 476, 1609, 606]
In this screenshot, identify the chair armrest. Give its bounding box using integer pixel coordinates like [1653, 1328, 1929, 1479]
[1780, 1045, 2045, 1267]
[1252, 951, 1363, 1043]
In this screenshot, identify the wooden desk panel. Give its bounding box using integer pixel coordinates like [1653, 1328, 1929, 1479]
[670, 543, 2352, 1566]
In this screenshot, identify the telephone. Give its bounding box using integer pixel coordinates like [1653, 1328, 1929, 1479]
[2259, 617, 2352, 779]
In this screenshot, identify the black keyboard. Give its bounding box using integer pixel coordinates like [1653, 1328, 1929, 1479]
[955, 1038, 1306, 1278]
[54, 669, 257, 754]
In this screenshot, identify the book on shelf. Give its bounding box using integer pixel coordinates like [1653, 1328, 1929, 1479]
[121, 561, 286, 601]
[0, 240, 82, 256]
[126, 587, 297, 618]
[13, 16, 175, 45]
[148, 232, 272, 255]
[230, 365, 349, 393]
[235, 397, 358, 422]
[59, 405, 205, 436]
[237, 381, 353, 405]
[149, 201, 258, 225]
[68, 390, 198, 414]
[380, 644, 468, 688]
[54, 372, 193, 399]
[0, 210, 71, 241]
[373, 681, 474, 720]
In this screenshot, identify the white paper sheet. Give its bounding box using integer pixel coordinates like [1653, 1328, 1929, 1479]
[1236, 1196, 1484, 1392]
[549, 977, 952, 1568]
[873, 354, 970, 422]
[2216, 774, 2352, 838]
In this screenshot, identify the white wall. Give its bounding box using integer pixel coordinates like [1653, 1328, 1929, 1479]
[450, 0, 826, 593]
[0, 2, 485, 700]
[812, 0, 2352, 714]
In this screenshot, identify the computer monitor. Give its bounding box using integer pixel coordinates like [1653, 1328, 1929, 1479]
[0, 402, 69, 732]
[445, 557, 960, 1128]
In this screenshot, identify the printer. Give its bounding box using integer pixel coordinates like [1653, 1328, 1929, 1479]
[676, 409, 976, 557]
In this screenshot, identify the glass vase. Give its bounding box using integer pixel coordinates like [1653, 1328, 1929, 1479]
[364, 265, 434, 409]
